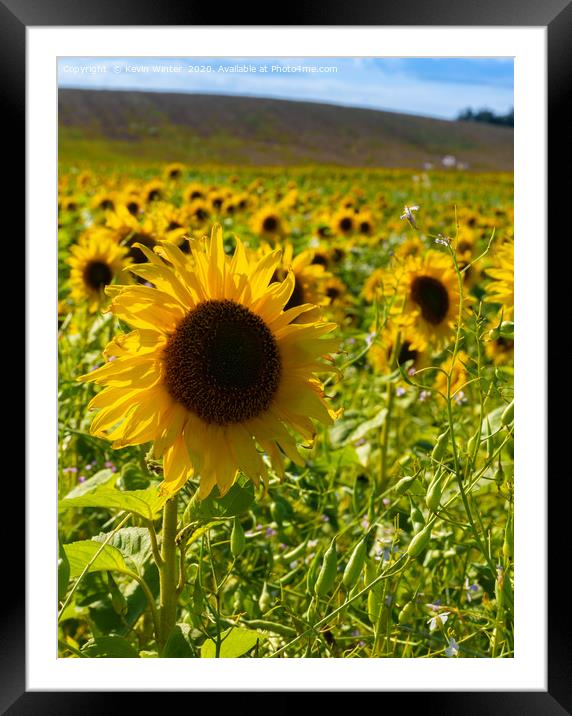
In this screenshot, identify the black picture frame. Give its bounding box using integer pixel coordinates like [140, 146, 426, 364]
[11, 0, 570, 711]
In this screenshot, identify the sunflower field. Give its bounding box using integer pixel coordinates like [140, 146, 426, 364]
[58, 163, 514, 659]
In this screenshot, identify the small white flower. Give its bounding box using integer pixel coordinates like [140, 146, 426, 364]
[427, 611, 450, 631]
[400, 204, 420, 227]
[445, 637, 460, 657]
[434, 234, 451, 247]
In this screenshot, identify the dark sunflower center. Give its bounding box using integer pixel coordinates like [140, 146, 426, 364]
[212, 197, 224, 210]
[397, 341, 418, 366]
[410, 276, 450, 325]
[163, 300, 281, 425]
[84, 260, 113, 290]
[284, 276, 305, 312]
[167, 221, 182, 231]
[126, 233, 156, 264]
[496, 337, 514, 351]
[262, 216, 278, 233]
[326, 286, 340, 300]
[99, 199, 114, 211]
[169, 169, 181, 179]
[311, 254, 328, 268]
[127, 201, 139, 216]
[339, 217, 353, 232]
[191, 190, 204, 200]
[147, 190, 161, 202]
[360, 221, 371, 234]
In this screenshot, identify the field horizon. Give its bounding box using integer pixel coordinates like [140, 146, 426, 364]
[59, 88, 513, 172]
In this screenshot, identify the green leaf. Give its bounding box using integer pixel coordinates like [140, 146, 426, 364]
[59, 483, 168, 520]
[162, 623, 195, 658]
[93, 527, 152, 574]
[64, 469, 116, 499]
[186, 476, 255, 522]
[58, 543, 70, 603]
[201, 627, 264, 658]
[81, 635, 139, 658]
[63, 540, 129, 578]
[346, 408, 387, 444]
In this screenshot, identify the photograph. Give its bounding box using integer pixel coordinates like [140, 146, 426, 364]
[56, 55, 516, 661]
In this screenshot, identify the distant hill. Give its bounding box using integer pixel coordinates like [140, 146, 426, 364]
[58, 89, 513, 171]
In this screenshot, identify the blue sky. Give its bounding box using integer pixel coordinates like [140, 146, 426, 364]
[58, 57, 513, 120]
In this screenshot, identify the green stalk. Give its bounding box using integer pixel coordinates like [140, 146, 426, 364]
[158, 495, 179, 651]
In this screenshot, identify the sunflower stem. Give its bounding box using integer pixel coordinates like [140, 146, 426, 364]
[378, 331, 401, 494]
[158, 495, 179, 652]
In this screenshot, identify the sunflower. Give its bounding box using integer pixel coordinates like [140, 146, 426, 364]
[393, 236, 425, 261]
[142, 180, 165, 204]
[186, 200, 211, 227]
[331, 208, 356, 236]
[183, 183, 207, 203]
[68, 231, 129, 313]
[356, 210, 375, 236]
[484, 323, 514, 366]
[389, 250, 462, 351]
[368, 326, 427, 375]
[91, 192, 116, 212]
[78, 225, 339, 499]
[269, 243, 330, 320]
[434, 350, 471, 401]
[362, 268, 386, 303]
[484, 238, 514, 319]
[164, 163, 185, 181]
[251, 207, 287, 240]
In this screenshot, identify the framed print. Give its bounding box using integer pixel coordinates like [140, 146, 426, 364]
[9, 0, 570, 710]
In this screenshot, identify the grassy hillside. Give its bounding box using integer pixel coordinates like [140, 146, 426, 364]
[58, 89, 513, 171]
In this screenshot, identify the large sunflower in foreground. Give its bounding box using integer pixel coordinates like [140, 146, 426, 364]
[388, 250, 462, 351]
[78, 225, 339, 499]
[68, 230, 129, 313]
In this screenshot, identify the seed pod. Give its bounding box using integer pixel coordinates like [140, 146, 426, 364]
[426, 474, 444, 513]
[487, 327, 500, 341]
[501, 400, 514, 427]
[494, 461, 505, 488]
[280, 539, 308, 564]
[398, 600, 416, 625]
[241, 619, 297, 639]
[306, 549, 322, 595]
[314, 538, 338, 598]
[499, 321, 514, 338]
[431, 430, 449, 462]
[486, 418, 495, 459]
[410, 504, 425, 533]
[407, 523, 432, 558]
[232, 586, 244, 613]
[467, 429, 480, 462]
[342, 537, 368, 589]
[394, 475, 418, 497]
[230, 517, 246, 558]
[365, 560, 382, 624]
[258, 581, 272, 614]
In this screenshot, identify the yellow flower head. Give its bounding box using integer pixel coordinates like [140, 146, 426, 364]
[368, 326, 428, 376]
[164, 163, 185, 181]
[485, 238, 514, 319]
[434, 350, 471, 401]
[251, 206, 288, 240]
[68, 230, 130, 313]
[78, 225, 339, 500]
[388, 250, 461, 351]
